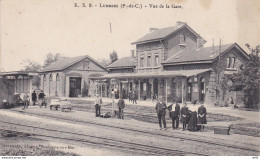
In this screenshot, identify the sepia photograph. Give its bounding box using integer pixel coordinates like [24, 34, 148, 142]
[0, 0, 260, 157]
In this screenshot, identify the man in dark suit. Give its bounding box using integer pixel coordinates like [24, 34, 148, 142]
[132, 89, 137, 104]
[181, 103, 189, 131]
[117, 96, 125, 119]
[155, 98, 167, 130]
[32, 91, 37, 106]
[173, 102, 180, 129]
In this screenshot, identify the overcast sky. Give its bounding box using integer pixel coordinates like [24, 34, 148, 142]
[1, 0, 260, 71]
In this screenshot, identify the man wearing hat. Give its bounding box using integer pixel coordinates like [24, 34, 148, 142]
[181, 103, 189, 131]
[117, 96, 125, 119]
[95, 94, 102, 117]
[155, 97, 167, 130]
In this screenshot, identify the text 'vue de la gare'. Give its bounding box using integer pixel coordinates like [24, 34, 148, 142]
[74, 3, 183, 9]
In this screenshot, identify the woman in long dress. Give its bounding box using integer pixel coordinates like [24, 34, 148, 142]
[198, 104, 207, 130]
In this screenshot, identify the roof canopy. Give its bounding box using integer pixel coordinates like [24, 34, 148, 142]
[0, 71, 38, 77]
[90, 69, 211, 79]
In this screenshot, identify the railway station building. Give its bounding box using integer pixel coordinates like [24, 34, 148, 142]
[92, 21, 250, 106]
[38, 55, 107, 98]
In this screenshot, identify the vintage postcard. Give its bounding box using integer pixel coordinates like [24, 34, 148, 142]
[0, 0, 259, 158]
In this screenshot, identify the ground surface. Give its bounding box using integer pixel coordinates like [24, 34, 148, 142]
[0, 98, 259, 156]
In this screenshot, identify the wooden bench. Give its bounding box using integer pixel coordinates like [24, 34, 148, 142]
[214, 126, 230, 135]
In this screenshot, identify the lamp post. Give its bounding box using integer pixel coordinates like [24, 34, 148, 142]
[112, 90, 115, 117]
[111, 79, 116, 117]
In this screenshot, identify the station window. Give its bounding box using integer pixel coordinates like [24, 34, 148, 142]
[140, 56, 144, 67]
[49, 74, 53, 81]
[56, 73, 60, 81]
[147, 55, 151, 67]
[226, 57, 231, 68]
[180, 34, 185, 44]
[232, 57, 236, 68]
[155, 54, 159, 66]
[43, 75, 46, 81]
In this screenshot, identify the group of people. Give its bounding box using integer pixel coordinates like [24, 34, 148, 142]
[128, 89, 137, 104]
[94, 94, 207, 132]
[21, 90, 46, 109]
[155, 98, 207, 131]
[94, 94, 125, 119]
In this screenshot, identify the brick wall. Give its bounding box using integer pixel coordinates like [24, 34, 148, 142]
[212, 47, 249, 105]
[164, 27, 198, 60]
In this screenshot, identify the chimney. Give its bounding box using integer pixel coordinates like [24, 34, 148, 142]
[211, 39, 215, 54]
[176, 21, 187, 26]
[149, 28, 159, 32]
[197, 36, 205, 48]
[131, 50, 135, 59]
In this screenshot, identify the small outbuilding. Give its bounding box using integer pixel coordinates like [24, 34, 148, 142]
[38, 55, 107, 98]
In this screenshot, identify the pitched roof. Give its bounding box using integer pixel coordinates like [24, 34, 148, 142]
[163, 43, 249, 64]
[132, 23, 202, 44]
[40, 55, 107, 72]
[107, 57, 136, 69]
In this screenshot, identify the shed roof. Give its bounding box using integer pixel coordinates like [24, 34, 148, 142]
[107, 57, 136, 69]
[40, 55, 107, 72]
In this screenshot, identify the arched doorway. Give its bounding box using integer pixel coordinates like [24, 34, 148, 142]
[200, 77, 206, 103]
[187, 77, 192, 102]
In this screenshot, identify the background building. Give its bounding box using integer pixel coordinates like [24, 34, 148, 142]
[39, 55, 107, 97]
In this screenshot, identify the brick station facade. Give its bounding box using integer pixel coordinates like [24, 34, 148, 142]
[93, 22, 250, 106]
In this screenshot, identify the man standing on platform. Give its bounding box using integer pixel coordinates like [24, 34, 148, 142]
[173, 102, 181, 129]
[95, 94, 102, 117]
[155, 98, 167, 130]
[38, 90, 45, 107]
[128, 89, 132, 102]
[32, 91, 37, 106]
[23, 93, 29, 109]
[132, 89, 137, 104]
[117, 96, 125, 119]
[181, 103, 189, 131]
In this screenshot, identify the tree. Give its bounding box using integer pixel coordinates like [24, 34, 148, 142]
[230, 44, 260, 108]
[20, 53, 66, 89]
[97, 58, 110, 68]
[109, 50, 118, 64]
[43, 53, 66, 68]
[20, 59, 42, 88]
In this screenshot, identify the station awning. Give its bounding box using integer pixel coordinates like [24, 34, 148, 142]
[0, 71, 38, 77]
[90, 69, 212, 79]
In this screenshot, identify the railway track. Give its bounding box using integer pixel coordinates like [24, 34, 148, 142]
[0, 121, 202, 156]
[7, 109, 260, 155]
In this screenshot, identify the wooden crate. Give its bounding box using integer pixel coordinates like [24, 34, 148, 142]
[214, 126, 230, 135]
